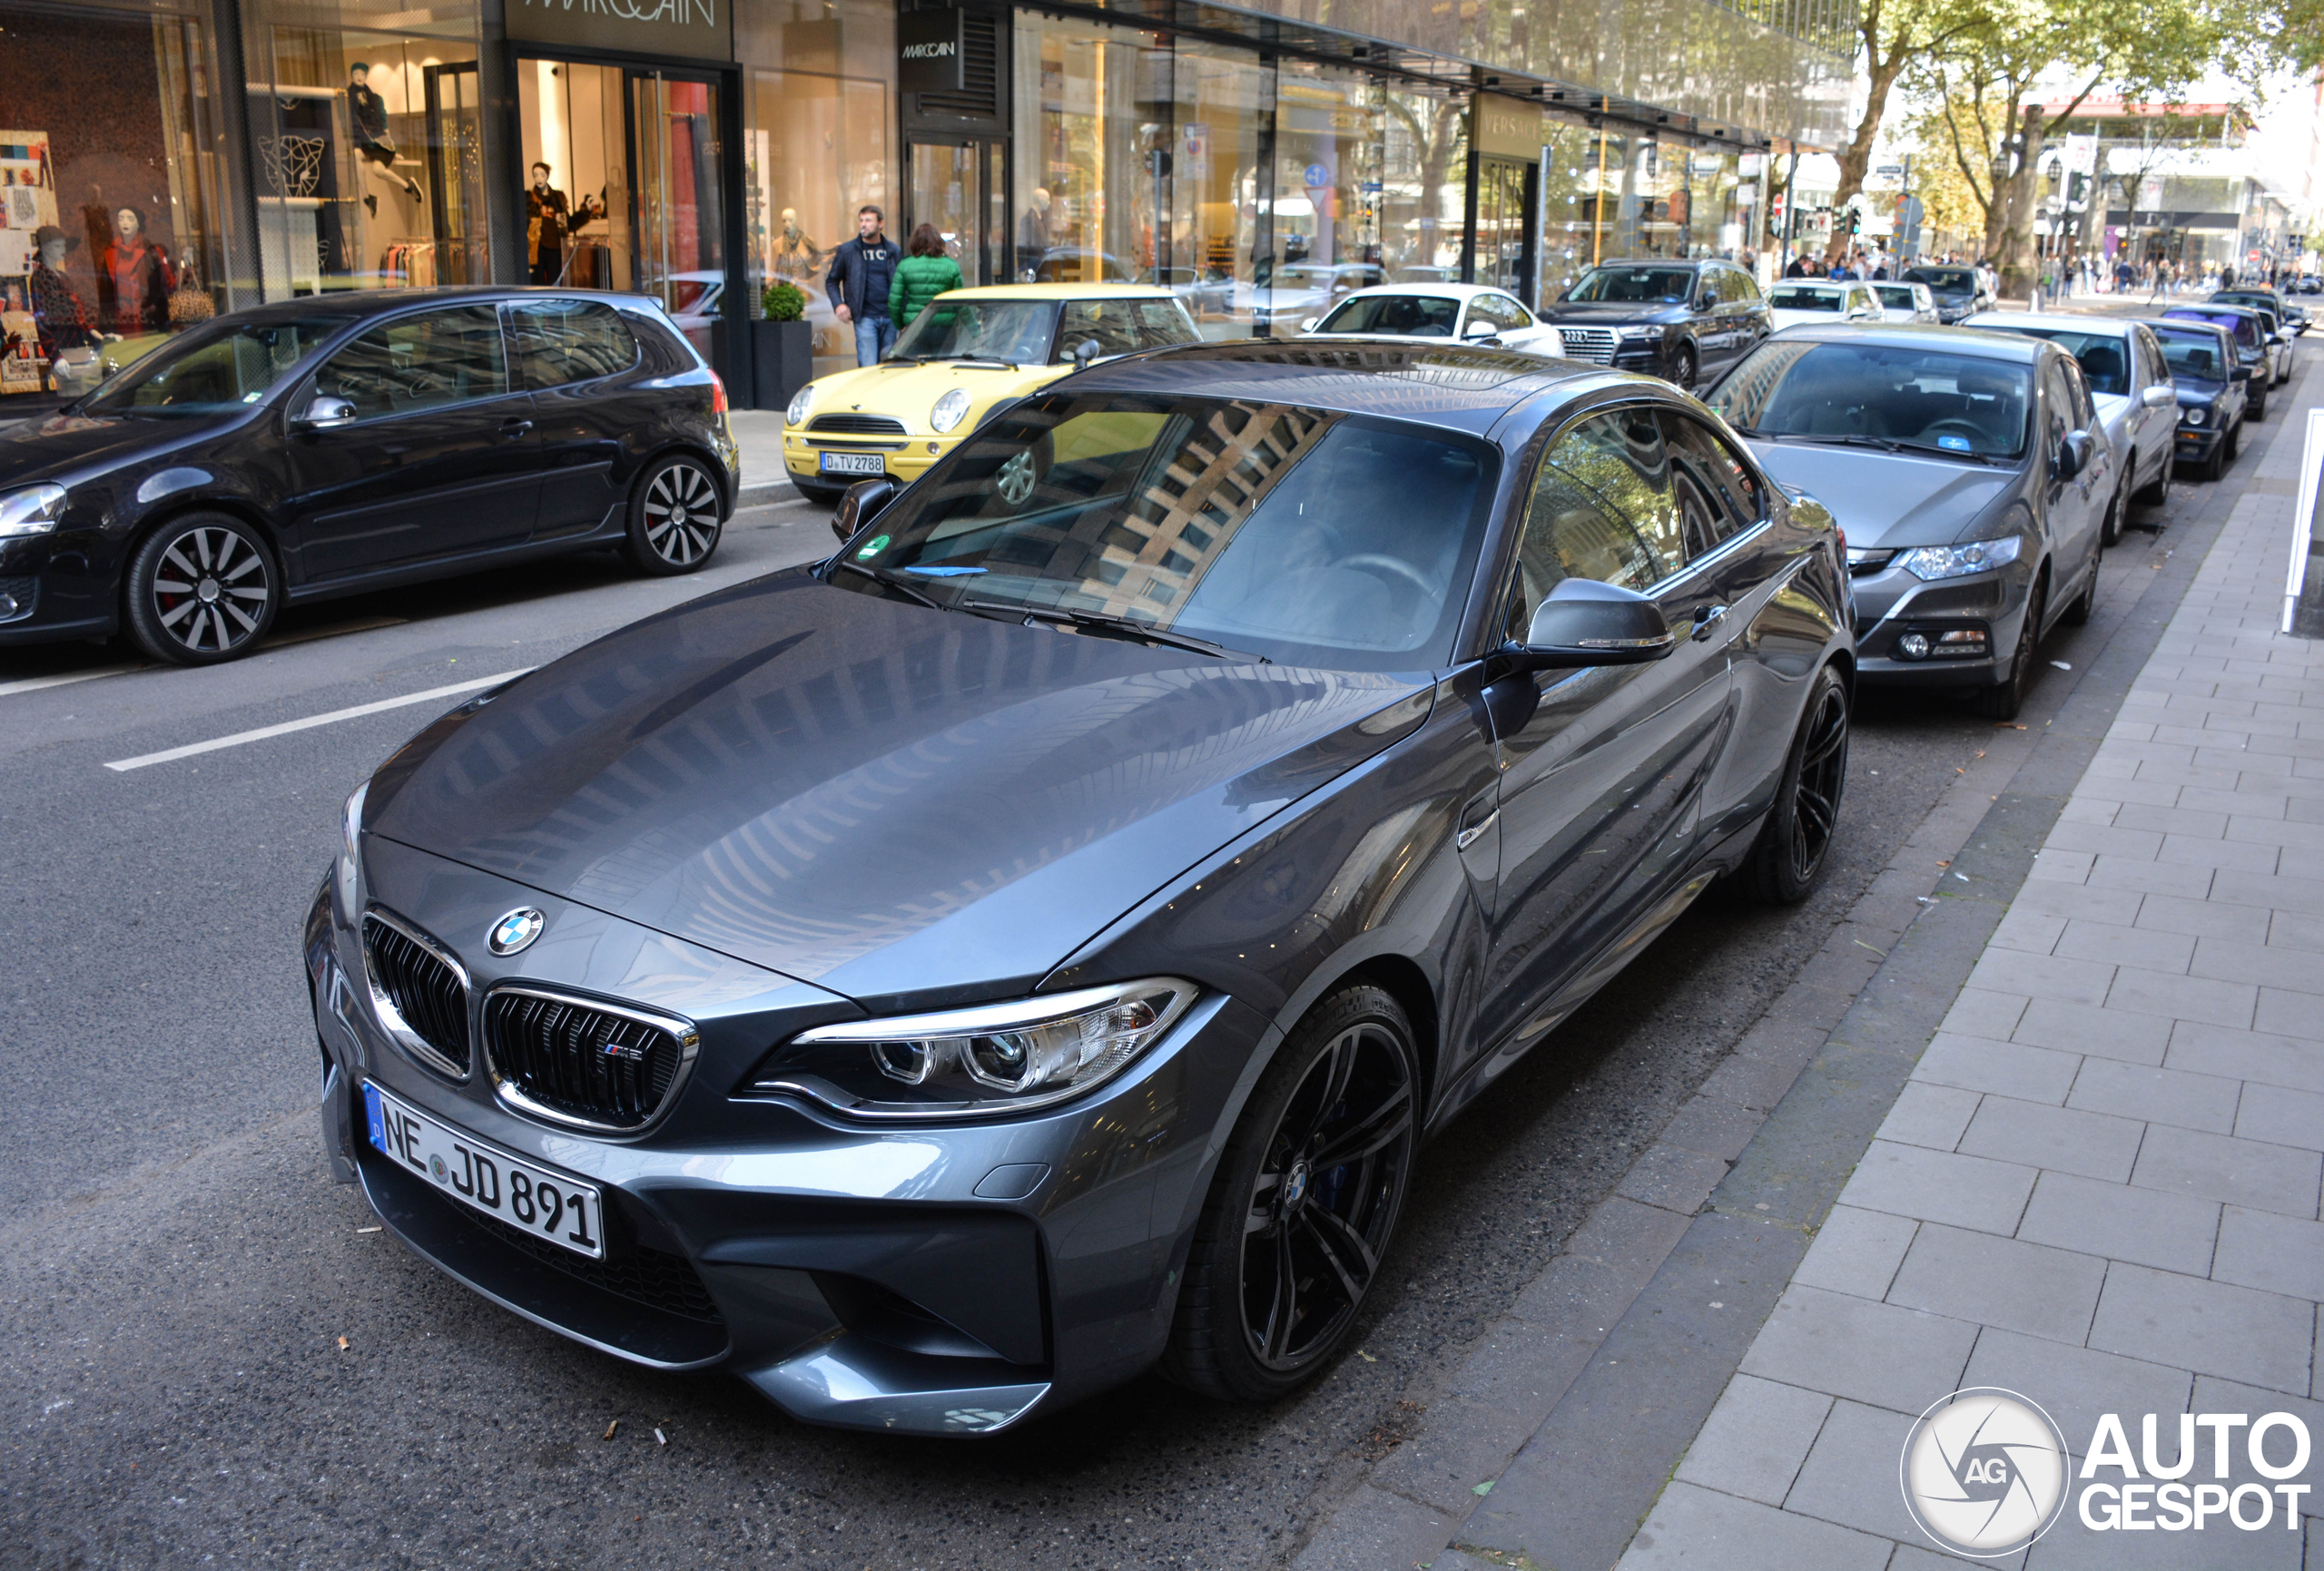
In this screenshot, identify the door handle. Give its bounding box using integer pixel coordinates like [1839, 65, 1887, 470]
[1456, 809, 1498, 852]
[498, 418, 534, 438]
[1691, 604, 1730, 641]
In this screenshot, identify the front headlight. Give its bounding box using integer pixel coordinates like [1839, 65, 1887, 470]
[336, 780, 369, 916]
[930, 387, 972, 434]
[751, 978, 1196, 1119]
[785, 384, 814, 427]
[0, 483, 67, 539]
[1896, 535, 2024, 581]
[1614, 324, 1659, 340]
[2182, 405, 2208, 427]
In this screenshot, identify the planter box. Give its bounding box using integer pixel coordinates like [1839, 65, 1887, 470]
[751, 319, 814, 411]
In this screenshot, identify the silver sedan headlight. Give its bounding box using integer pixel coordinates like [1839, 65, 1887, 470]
[1896, 535, 2023, 582]
[0, 482, 67, 539]
[752, 979, 1196, 1119]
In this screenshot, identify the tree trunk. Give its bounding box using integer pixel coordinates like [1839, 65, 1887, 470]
[1996, 103, 2049, 298]
[1825, 60, 1905, 263]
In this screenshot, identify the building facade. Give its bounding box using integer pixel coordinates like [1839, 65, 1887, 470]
[0, 0, 1851, 408]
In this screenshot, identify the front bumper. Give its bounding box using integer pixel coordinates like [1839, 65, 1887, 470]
[0, 531, 120, 646]
[2173, 417, 2227, 465]
[304, 854, 1266, 1436]
[782, 428, 958, 488]
[1848, 557, 2030, 687]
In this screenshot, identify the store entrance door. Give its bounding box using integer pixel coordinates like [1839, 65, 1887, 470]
[517, 57, 734, 365]
[1474, 156, 1537, 305]
[905, 138, 1007, 286]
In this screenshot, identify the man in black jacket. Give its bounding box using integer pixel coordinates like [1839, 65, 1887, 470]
[826, 206, 900, 366]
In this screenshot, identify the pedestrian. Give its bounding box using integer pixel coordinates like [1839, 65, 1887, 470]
[826, 205, 901, 367]
[888, 224, 964, 331]
[1784, 253, 1811, 279]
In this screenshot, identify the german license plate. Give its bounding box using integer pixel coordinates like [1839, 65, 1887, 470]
[819, 449, 886, 476]
[364, 1081, 604, 1259]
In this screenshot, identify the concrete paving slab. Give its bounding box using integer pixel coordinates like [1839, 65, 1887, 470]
[1886, 1222, 2109, 1345]
[1613, 1482, 1893, 1571]
[2088, 1262, 2317, 1395]
[1738, 1283, 1978, 1416]
[1957, 1095, 2144, 1182]
[1777, 1399, 1925, 1543]
[1671, 1373, 1832, 1506]
[1792, 1204, 1919, 1301]
[2130, 1124, 2324, 1216]
[1960, 1326, 2193, 1455]
[1838, 1140, 2038, 1235]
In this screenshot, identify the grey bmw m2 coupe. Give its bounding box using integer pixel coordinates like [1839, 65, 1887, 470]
[308, 339, 1853, 1435]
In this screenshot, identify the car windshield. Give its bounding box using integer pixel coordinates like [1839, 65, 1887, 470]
[1875, 286, 1918, 309]
[1046, 298, 1201, 363]
[1708, 339, 2032, 460]
[2166, 309, 2260, 348]
[891, 299, 1058, 365]
[2152, 329, 2229, 383]
[837, 391, 1494, 670]
[1768, 286, 1845, 310]
[1904, 268, 1975, 295]
[1565, 267, 1694, 304]
[81, 316, 344, 416]
[2215, 292, 2278, 312]
[1316, 294, 1461, 336]
[1974, 327, 2131, 395]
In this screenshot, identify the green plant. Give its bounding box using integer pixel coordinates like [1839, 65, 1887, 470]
[761, 280, 807, 322]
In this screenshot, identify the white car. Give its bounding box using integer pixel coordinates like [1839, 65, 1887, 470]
[1964, 311, 2181, 537]
[1872, 281, 1939, 323]
[1767, 280, 1884, 331]
[1301, 282, 1561, 352]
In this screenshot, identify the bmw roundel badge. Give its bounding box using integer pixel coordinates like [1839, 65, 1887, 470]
[487, 907, 546, 956]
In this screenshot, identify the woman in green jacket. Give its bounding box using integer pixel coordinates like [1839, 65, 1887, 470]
[889, 226, 965, 329]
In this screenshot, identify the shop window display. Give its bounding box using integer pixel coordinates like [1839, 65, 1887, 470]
[1378, 85, 1466, 283]
[0, 0, 230, 407]
[1011, 15, 1169, 290]
[1171, 44, 1271, 339]
[1268, 63, 1382, 323]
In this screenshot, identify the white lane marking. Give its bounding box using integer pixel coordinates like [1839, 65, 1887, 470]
[103, 667, 533, 772]
[0, 664, 148, 698]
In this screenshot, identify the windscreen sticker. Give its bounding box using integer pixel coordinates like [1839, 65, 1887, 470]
[854, 534, 891, 559]
[1936, 434, 1972, 451]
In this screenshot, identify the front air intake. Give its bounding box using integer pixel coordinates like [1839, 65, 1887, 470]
[361, 910, 471, 1077]
[484, 987, 698, 1133]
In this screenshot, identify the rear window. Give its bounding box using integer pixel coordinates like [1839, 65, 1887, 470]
[1904, 268, 1974, 293]
[2152, 329, 2228, 381]
[508, 300, 638, 388]
[1769, 286, 1844, 311]
[2166, 309, 2259, 347]
[1316, 294, 1460, 336]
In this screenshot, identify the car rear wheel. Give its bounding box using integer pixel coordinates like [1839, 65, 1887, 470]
[1969, 572, 2046, 722]
[1735, 663, 1849, 904]
[2250, 383, 2269, 420]
[2135, 447, 2171, 509]
[2100, 473, 2127, 547]
[623, 455, 724, 575]
[123, 512, 281, 666]
[1162, 984, 1418, 1403]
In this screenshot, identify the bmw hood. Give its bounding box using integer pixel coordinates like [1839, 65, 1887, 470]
[366, 570, 1433, 1006]
[1744, 440, 2018, 549]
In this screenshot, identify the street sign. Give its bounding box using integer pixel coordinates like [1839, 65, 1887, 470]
[1303, 162, 1330, 188]
[1876, 164, 1905, 178]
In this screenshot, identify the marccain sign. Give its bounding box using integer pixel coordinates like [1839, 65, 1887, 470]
[508, 0, 733, 61]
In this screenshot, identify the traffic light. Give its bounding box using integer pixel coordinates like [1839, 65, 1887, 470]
[2066, 172, 2090, 212]
[1848, 206, 1862, 237]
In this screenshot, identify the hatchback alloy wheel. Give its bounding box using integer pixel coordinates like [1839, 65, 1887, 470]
[125, 514, 280, 665]
[641, 460, 722, 567]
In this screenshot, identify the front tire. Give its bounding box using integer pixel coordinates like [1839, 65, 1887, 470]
[123, 512, 281, 665]
[1669, 342, 1699, 393]
[2100, 474, 2127, 547]
[1162, 985, 1418, 1403]
[2135, 446, 2171, 509]
[623, 455, 724, 575]
[1969, 572, 2046, 722]
[1735, 663, 1848, 904]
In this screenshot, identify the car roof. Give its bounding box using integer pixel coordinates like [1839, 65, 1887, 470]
[1965, 312, 2134, 336]
[932, 282, 1181, 302]
[1063, 339, 1607, 433]
[1766, 323, 2052, 362]
[1334, 283, 1513, 302]
[2138, 316, 2233, 339]
[199, 285, 665, 325]
[2167, 301, 2267, 319]
[1586, 258, 1709, 271]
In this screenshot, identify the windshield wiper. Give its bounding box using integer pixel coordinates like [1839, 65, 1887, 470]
[1793, 433, 1908, 453]
[961, 599, 1267, 663]
[918, 354, 1019, 370]
[1888, 439, 1998, 465]
[830, 558, 946, 610]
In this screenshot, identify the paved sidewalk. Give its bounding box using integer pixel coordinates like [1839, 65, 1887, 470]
[1590, 379, 2324, 1566]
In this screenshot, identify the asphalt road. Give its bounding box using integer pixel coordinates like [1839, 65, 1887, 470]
[0, 477, 2185, 1569]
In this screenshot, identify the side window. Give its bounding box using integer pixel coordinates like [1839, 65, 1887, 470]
[507, 300, 638, 390]
[1731, 269, 1763, 305]
[1659, 409, 1766, 541]
[1055, 299, 1198, 358]
[1477, 294, 1528, 330]
[2041, 361, 2077, 463]
[310, 305, 507, 420]
[2062, 359, 2095, 427]
[1508, 409, 1687, 637]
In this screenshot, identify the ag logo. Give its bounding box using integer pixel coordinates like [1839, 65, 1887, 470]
[1900, 1388, 2070, 1556]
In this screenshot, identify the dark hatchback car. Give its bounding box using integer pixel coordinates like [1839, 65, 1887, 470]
[2138, 317, 2250, 481]
[1705, 325, 2109, 721]
[1900, 265, 1996, 324]
[1535, 259, 1772, 390]
[2163, 303, 2278, 418]
[310, 340, 1854, 1436]
[0, 288, 737, 665]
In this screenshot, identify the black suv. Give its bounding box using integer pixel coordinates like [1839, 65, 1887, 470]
[1534, 259, 1772, 390]
[1902, 265, 1996, 324]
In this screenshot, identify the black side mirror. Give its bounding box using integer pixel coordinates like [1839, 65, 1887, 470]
[1699, 293, 1718, 311]
[830, 476, 898, 544]
[1506, 579, 1676, 672]
[2054, 429, 2093, 480]
[1070, 338, 1101, 368]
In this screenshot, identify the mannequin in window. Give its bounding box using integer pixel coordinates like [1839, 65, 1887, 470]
[525, 162, 604, 285]
[348, 62, 424, 219]
[98, 207, 173, 335]
[24, 225, 95, 391]
[773, 208, 824, 284]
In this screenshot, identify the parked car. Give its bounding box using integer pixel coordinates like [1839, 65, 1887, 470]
[1963, 312, 2179, 539]
[2162, 303, 2277, 417]
[1020, 248, 1137, 285]
[2138, 317, 2250, 481]
[1704, 324, 2112, 720]
[0, 288, 736, 665]
[1766, 279, 1884, 331]
[1228, 262, 1384, 329]
[1302, 283, 1561, 352]
[313, 338, 1854, 1437]
[1534, 258, 1773, 389]
[781, 284, 1199, 505]
[1872, 281, 1940, 323]
[2214, 287, 2307, 336]
[1900, 264, 1996, 323]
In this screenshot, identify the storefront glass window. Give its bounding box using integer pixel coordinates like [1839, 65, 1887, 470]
[1011, 14, 1169, 286]
[1170, 44, 1271, 339]
[0, 0, 234, 408]
[1378, 85, 1464, 285]
[740, 0, 892, 379]
[244, 2, 484, 304]
[1269, 62, 1380, 321]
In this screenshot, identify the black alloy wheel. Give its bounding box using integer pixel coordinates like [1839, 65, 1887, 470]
[1670, 342, 1699, 393]
[1736, 663, 1849, 904]
[1970, 571, 2046, 722]
[624, 456, 724, 575]
[1163, 985, 1418, 1402]
[2100, 474, 2128, 548]
[123, 512, 281, 666]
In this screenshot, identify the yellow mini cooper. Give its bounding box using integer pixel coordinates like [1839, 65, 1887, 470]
[782, 283, 1200, 503]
